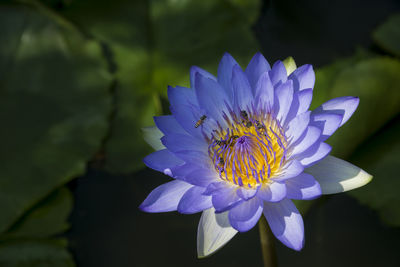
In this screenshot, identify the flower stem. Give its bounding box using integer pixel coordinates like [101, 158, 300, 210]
[258, 216, 278, 267]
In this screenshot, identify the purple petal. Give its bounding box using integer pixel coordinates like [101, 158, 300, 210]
[143, 149, 184, 173]
[217, 52, 238, 101]
[154, 115, 186, 135]
[204, 182, 227, 195]
[178, 186, 213, 214]
[274, 80, 294, 124]
[273, 160, 304, 181]
[257, 182, 287, 202]
[173, 150, 211, 168]
[229, 197, 263, 232]
[195, 72, 230, 125]
[212, 186, 242, 213]
[313, 96, 359, 127]
[284, 89, 313, 124]
[161, 133, 206, 153]
[181, 167, 218, 187]
[232, 64, 254, 111]
[297, 142, 332, 167]
[263, 199, 304, 251]
[285, 173, 322, 200]
[236, 186, 259, 200]
[285, 111, 311, 144]
[190, 66, 217, 89]
[254, 72, 274, 112]
[310, 112, 343, 141]
[245, 52, 271, 92]
[289, 64, 315, 91]
[269, 60, 287, 86]
[139, 180, 193, 213]
[168, 85, 198, 107]
[290, 126, 322, 156]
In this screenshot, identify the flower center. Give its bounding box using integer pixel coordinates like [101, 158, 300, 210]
[208, 110, 287, 188]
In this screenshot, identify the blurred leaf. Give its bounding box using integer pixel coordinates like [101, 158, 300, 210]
[0, 4, 112, 233]
[348, 118, 400, 227]
[1, 187, 73, 240]
[61, 0, 261, 173]
[314, 56, 400, 158]
[0, 239, 75, 267]
[373, 13, 400, 57]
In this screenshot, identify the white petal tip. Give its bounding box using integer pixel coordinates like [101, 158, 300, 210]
[197, 208, 237, 258]
[306, 155, 373, 194]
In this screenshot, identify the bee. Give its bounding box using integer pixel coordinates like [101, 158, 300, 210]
[255, 120, 265, 131]
[240, 110, 252, 127]
[215, 139, 227, 147]
[218, 157, 225, 172]
[228, 135, 240, 146]
[194, 115, 207, 128]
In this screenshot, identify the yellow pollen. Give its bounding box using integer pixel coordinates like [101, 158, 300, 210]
[209, 114, 287, 188]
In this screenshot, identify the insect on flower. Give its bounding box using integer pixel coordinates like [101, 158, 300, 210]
[194, 115, 207, 128]
[140, 52, 372, 257]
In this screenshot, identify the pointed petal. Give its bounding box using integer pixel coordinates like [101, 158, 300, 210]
[313, 96, 359, 127]
[310, 112, 343, 141]
[161, 133, 205, 153]
[143, 149, 184, 174]
[274, 80, 294, 124]
[229, 198, 263, 232]
[217, 52, 238, 101]
[269, 60, 287, 86]
[190, 66, 216, 89]
[296, 89, 313, 114]
[142, 126, 164, 151]
[285, 173, 322, 200]
[285, 111, 311, 144]
[255, 72, 274, 112]
[263, 199, 304, 251]
[289, 64, 315, 91]
[195, 72, 230, 124]
[297, 142, 332, 167]
[282, 56, 297, 76]
[197, 208, 237, 258]
[232, 64, 253, 111]
[212, 186, 242, 213]
[178, 186, 213, 214]
[273, 160, 304, 181]
[154, 115, 186, 135]
[245, 52, 271, 91]
[257, 182, 287, 202]
[290, 126, 321, 156]
[305, 155, 372, 194]
[139, 180, 192, 213]
[168, 85, 198, 107]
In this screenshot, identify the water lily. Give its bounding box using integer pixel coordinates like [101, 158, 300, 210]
[139, 52, 372, 257]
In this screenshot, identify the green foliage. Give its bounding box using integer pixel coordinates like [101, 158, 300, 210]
[60, 0, 261, 173]
[0, 3, 112, 233]
[314, 55, 400, 158]
[348, 120, 400, 227]
[373, 13, 400, 57]
[0, 239, 75, 267]
[1, 187, 73, 240]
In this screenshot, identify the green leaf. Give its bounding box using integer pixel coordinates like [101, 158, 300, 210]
[61, 0, 261, 173]
[1, 187, 73, 240]
[0, 4, 112, 233]
[0, 239, 75, 267]
[373, 13, 400, 57]
[348, 119, 400, 227]
[314, 56, 400, 158]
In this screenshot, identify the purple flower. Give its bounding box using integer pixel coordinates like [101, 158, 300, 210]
[140, 52, 372, 257]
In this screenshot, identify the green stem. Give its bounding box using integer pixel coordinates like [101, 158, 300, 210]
[258, 216, 278, 267]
